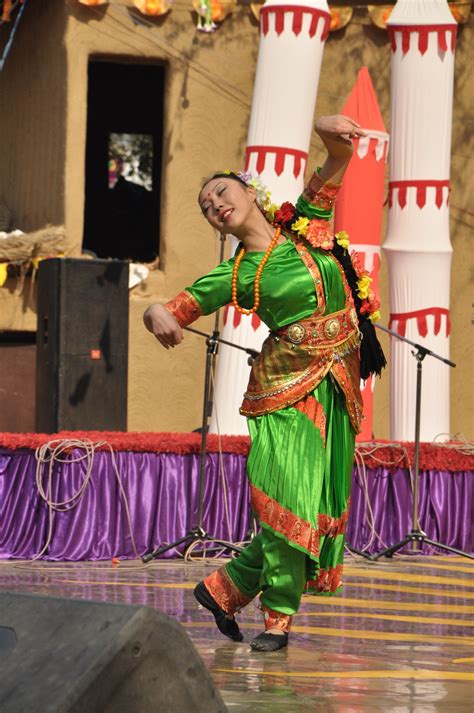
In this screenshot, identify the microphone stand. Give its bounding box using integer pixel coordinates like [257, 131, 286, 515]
[142, 235, 258, 563]
[370, 324, 473, 561]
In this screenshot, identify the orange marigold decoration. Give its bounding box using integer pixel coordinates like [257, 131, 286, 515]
[367, 4, 394, 29]
[210, 0, 223, 21]
[448, 2, 472, 24]
[304, 219, 334, 250]
[329, 6, 352, 32]
[78, 0, 107, 6]
[1, 0, 12, 21]
[133, 0, 170, 15]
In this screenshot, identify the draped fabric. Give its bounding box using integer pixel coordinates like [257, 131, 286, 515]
[0, 448, 471, 560]
[247, 377, 354, 594]
[0, 449, 251, 561]
[346, 465, 473, 554]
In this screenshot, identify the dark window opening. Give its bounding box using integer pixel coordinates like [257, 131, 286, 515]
[83, 60, 165, 262]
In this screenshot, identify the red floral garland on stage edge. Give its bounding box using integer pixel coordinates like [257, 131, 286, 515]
[0, 432, 472, 472]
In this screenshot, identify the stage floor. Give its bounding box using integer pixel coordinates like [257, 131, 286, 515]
[1, 555, 473, 711]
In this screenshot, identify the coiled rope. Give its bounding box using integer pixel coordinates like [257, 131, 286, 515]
[33, 438, 141, 562]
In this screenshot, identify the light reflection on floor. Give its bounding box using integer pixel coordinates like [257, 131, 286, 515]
[1, 555, 473, 712]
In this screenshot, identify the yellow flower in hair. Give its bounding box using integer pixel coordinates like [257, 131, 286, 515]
[357, 273, 372, 299]
[223, 169, 231, 175]
[266, 203, 278, 222]
[369, 310, 381, 323]
[291, 216, 310, 237]
[335, 230, 350, 251]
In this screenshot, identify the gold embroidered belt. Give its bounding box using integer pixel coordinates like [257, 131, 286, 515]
[273, 305, 360, 353]
[240, 303, 364, 432]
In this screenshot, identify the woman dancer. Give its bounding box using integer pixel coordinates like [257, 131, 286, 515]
[144, 115, 386, 652]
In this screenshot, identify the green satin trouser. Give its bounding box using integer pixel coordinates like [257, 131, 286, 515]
[224, 376, 354, 616]
[225, 529, 307, 616]
[224, 525, 347, 616]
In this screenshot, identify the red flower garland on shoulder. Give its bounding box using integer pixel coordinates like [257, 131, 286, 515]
[274, 201, 296, 225]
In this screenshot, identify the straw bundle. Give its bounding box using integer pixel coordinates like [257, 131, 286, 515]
[0, 225, 68, 262]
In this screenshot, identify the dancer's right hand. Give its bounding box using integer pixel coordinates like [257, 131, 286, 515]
[143, 304, 183, 349]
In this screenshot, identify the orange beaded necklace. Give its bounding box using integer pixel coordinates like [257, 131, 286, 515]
[231, 225, 282, 315]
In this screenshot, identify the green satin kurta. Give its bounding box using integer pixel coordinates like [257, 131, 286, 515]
[186, 238, 346, 329]
[187, 239, 356, 598]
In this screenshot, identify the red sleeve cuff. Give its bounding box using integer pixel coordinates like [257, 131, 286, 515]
[302, 171, 341, 210]
[164, 290, 202, 328]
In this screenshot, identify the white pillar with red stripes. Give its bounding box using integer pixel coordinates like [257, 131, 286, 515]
[383, 0, 456, 441]
[210, 0, 331, 435]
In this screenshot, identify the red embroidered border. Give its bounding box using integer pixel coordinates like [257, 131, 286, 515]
[305, 564, 344, 594]
[294, 395, 327, 446]
[331, 350, 364, 434]
[251, 485, 320, 558]
[292, 238, 326, 314]
[302, 172, 341, 210]
[261, 605, 293, 633]
[317, 563, 344, 592]
[203, 567, 252, 615]
[250, 485, 350, 559]
[318, 505, 350, 538]
[164, 290, 202, 328]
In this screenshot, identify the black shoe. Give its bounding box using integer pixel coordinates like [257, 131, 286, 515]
[193, 581, 244, 642]
[250, 632, 289, 652]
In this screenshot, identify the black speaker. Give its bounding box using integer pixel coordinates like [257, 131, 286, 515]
[0, 592, 225, 713]
[35, 258, 129, 432]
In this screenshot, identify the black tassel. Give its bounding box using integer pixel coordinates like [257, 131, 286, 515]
[331, 241, 387, 380]
[359, 319, 387, 381]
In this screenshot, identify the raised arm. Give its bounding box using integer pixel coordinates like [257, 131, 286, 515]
[315, 114, 365, 184]
[294, 115, 366, 221]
